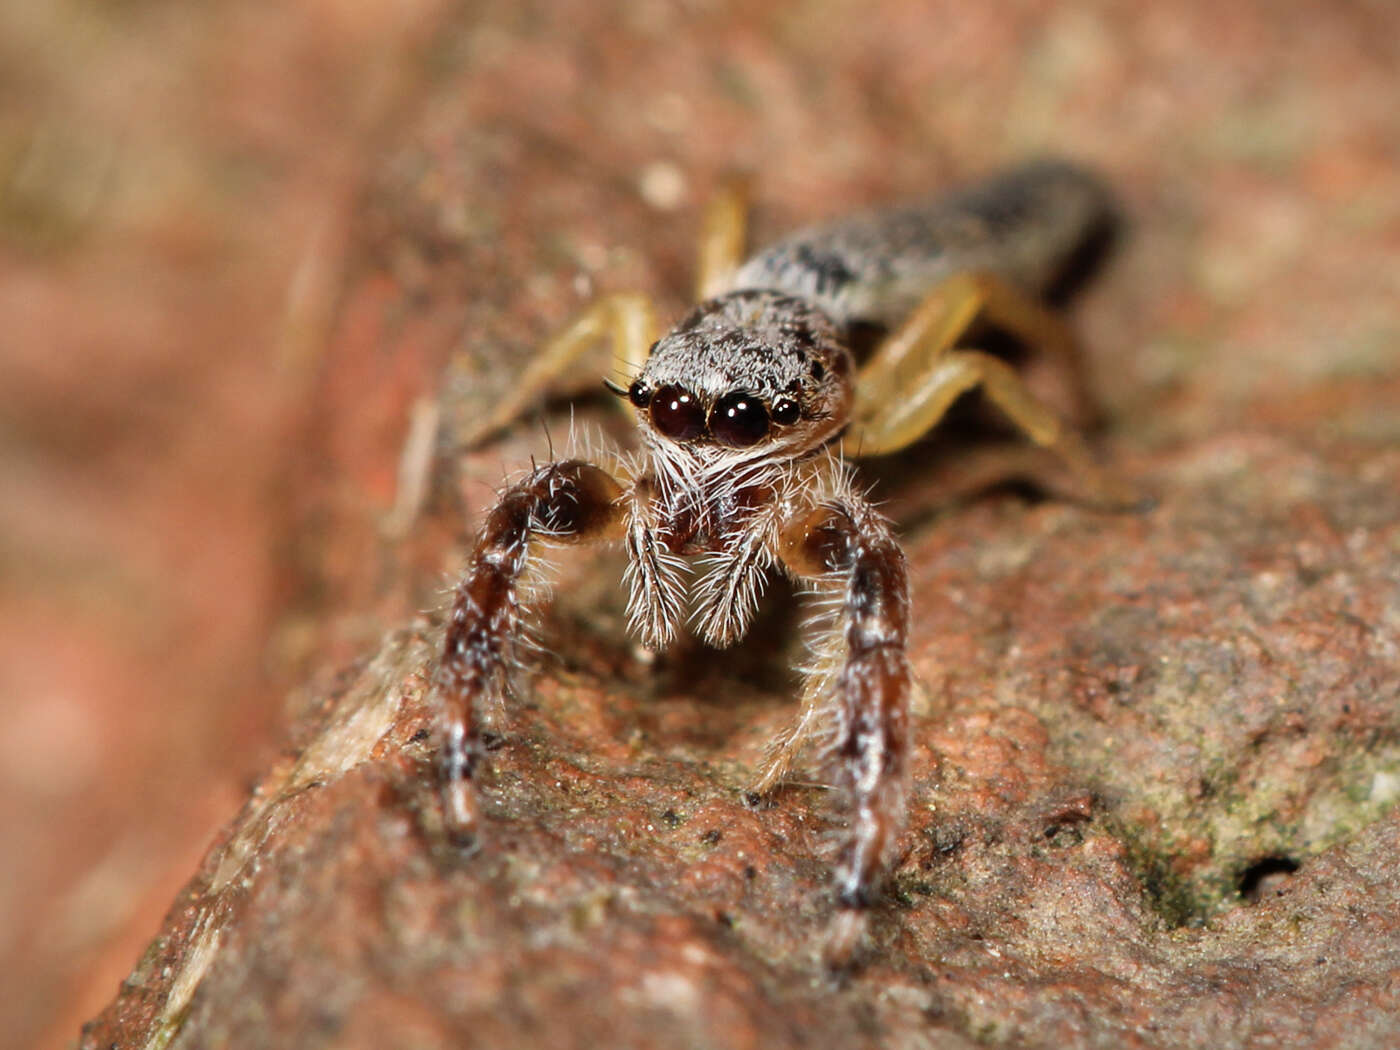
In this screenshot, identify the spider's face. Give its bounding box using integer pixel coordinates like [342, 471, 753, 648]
[624, 290, 853, 458]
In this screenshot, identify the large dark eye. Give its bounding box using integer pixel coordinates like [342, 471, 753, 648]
[710, 391, 769, 447]
[650, 385, 706, 441]
[770, 398, 800, 425]
[627, 379, 651, 408]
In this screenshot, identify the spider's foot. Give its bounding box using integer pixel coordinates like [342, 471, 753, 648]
[1122, 486, 1159, 514]
[822, 905, 869, 972]
[442, 778, 481, 853]
[741, 788, 777, 810]
[1086, 470, 1157, 514]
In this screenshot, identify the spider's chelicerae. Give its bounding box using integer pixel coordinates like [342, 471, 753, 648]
[434, 161, 1140, 959]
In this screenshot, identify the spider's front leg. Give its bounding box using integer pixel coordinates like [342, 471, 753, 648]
[777, 495, 912, 952]
[435, 459, 626, 844]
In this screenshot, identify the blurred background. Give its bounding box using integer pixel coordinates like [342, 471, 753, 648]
[2, 1, 1396, 1047]
[1, 3, 451, 1046]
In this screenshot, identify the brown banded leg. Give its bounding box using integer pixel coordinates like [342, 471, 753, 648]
[842, 272, 1142, 510]
[435, 460, 626, 844]
[460, 292, 658, 448]
[774, 498, 912, 961]
[694, 174, 752, 300]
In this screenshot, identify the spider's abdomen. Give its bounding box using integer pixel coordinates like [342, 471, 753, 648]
[730, 160, 1116, 328]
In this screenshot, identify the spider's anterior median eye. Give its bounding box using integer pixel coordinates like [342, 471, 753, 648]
[650, 385, 706, 441]
[770, 398, 800, 425]
[710, 391, 769, 447]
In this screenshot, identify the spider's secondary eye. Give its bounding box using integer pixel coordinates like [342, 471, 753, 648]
[710, 391, 769, 447]
[627, 379, 651, 408]
[771, 398, 800, 426]
[650, 385, 706, 441]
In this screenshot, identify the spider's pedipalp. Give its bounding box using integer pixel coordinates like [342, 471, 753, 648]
[622, 502, 688, 650]
[690, 507, 779, 648]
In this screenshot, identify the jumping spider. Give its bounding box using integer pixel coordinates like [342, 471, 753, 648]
[434, 161, 1139, 958]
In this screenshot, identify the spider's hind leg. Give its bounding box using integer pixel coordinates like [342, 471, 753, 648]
[462, 176, 754, 449]
[694, 173, 752, 300]
[461, 292, 658, 448]
[842, 271, 1144, 510]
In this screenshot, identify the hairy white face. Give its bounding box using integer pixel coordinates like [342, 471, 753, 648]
[621, 289, 854, 461]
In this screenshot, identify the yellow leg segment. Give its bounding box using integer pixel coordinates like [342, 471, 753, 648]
[852, 271, 1097, 426]
[852, 349, 1141, 509]
[463, 175, 754, 449]
[461, 292, 658, 448]
[843, 272, 1140, 509]
[973, 272, 1100, 427]
[694, 174, 752, 301]
[849, 273, 985, 415]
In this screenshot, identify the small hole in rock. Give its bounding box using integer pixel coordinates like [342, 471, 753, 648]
[1239, 856, 1300, 902]
[1044, 823, 1084, 849]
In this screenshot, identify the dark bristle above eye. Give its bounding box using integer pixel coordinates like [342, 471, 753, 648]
[710, 391, 769, 447]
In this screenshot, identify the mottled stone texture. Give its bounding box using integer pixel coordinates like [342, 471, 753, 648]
[61, 0, 1400, 1047]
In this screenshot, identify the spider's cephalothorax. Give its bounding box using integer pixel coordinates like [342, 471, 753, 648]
[630, 288, 853, 457]
[433, 162, 1137, 962]
[616, 289, 859, 648]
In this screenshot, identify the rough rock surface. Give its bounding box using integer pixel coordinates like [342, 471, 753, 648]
[55, 0, 1400, 1047]
[80, 426, 1400, 1049]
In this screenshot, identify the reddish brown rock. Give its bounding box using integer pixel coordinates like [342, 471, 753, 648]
[9, 0, 1398, 1048]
